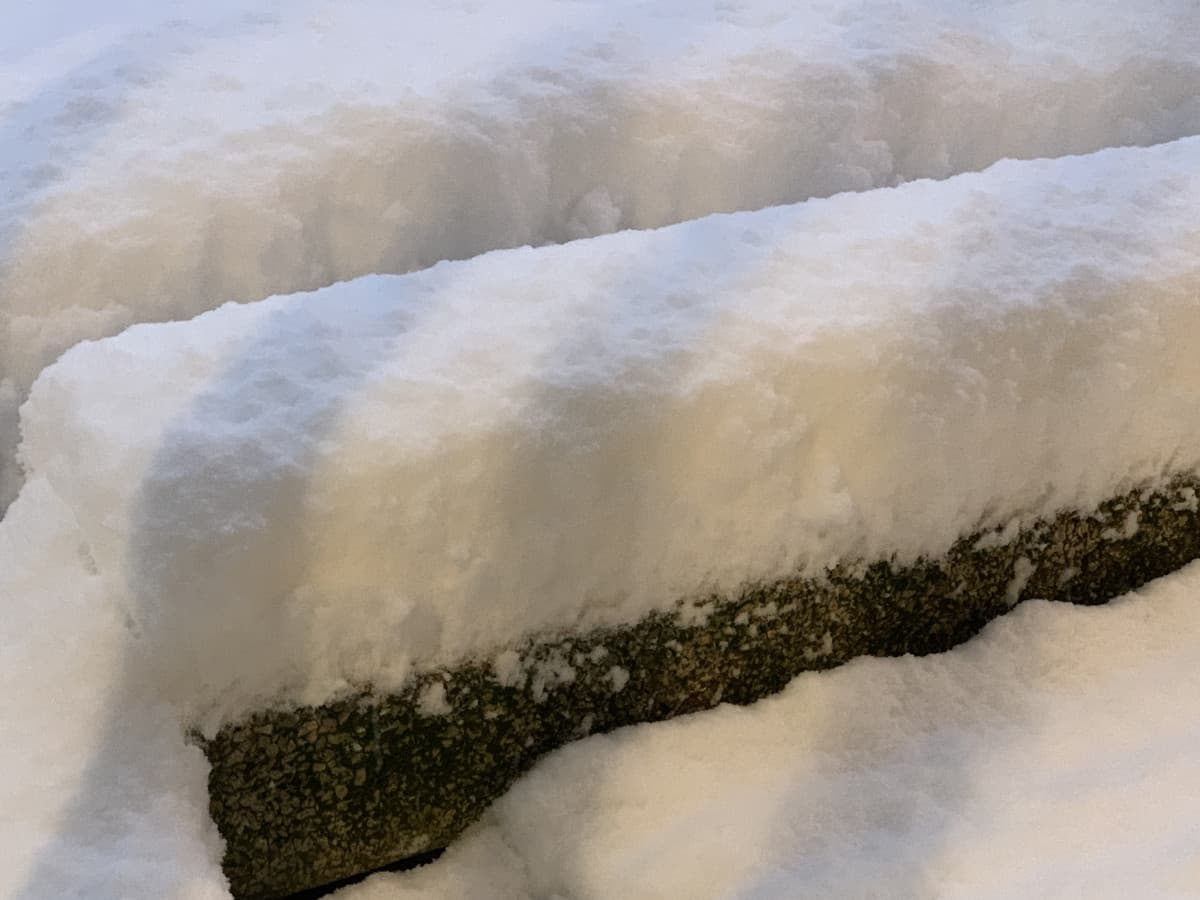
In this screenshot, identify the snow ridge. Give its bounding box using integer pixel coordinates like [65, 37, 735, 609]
[4, 0, 1200, 508]
[21, 137, 1200, 732]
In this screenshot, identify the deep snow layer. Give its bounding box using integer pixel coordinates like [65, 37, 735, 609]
[21, 137, 1200, 731]
[338, 562, 1200, 900]
[4, 0, 1200, 506]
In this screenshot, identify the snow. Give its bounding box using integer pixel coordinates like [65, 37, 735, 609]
[19, 136, 1200, 731]
[336, 562, 1200, 900]
[417, 681, 453, 718]
[6, 466, 1200, 898]
[2, 3, 1200, 898]
[605, 666, 630, 693]
[3, 0, 1200, 507]
[0, 477, 228, 900]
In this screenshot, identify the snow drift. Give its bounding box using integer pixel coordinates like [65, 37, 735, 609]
[4, 0, 1200, 507]
[21, 136, 1200, 734]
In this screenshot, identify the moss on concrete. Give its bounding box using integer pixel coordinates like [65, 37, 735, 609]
[200, 474, 1200, 899]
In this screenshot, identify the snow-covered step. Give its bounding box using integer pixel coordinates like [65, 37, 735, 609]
[205, 477, 1200, 898]
[18, 136, 1200, 894]
[24, 136, 1200, 715]
[4, 0, 1200, 507]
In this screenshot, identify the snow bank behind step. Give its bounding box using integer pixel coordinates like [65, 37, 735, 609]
[22, 137, 1200, 730]
[4, 0, 1200, 507]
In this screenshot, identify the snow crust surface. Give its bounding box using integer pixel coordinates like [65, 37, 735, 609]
[20, 137, 1200, 729]
[4, 0, 1200, 506]
[337, 562, 1200, 900]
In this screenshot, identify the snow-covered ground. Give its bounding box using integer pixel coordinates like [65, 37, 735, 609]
[3, 2, 1200, 898]
[3, 0, 1200, 508]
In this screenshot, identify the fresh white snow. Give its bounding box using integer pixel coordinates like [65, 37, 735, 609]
[3, 3, 1200, 898]
[20, 137, 1200, 730]
[3, 0, 1200, 507]
[0, 477, 227, 900]
[336, 562, 1200, 900]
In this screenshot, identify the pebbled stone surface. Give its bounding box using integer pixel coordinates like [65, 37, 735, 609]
[199, 474, 1200, 899]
